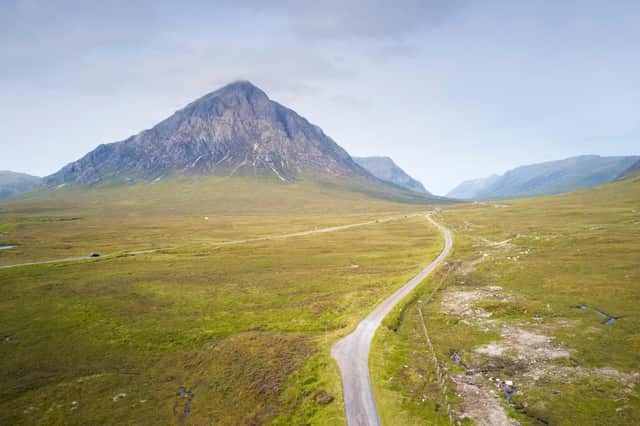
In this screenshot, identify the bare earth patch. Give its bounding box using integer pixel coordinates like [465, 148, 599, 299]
[441, 285, 638, 425]
[441, 287, 568, 364]
[443, 286, 527, 424]
[452, 373, 520, 426]
[526, 365, 640, 389]
[477, 327, 570, 362]
[441, 285, 513, 327]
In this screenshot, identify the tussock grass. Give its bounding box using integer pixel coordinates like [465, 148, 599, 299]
[0, 176, 442, 424]
[0, 176, 427, 266]
[372, 175, 640, 425]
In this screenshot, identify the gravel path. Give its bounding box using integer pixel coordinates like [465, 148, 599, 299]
[0, 213, 423, 270]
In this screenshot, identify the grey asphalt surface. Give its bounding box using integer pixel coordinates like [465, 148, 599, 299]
[332, 213, 453, 426]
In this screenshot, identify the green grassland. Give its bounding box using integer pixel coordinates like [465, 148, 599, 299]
[0, 176, 444, 425]
[0, 175, 435, 266]
[371, 174, 640, 424]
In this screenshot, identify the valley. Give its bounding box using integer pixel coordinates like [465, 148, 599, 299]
[1, 78, 637, 425]
[372, 173, 640, 425]
[5, 173, 637, 425]
[4, 1, 640, 423]
[0, 175, 444, 425]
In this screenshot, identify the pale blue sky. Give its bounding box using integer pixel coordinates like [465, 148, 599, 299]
[1, 0, 639, 194]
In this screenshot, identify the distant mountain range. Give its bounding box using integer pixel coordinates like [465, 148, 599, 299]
[0, 171, 41, 199]
[618, 159, 640, 180]
[448, 155, 639, 200]
[3, 81, 637, 204]
[353, 156, 429, 194]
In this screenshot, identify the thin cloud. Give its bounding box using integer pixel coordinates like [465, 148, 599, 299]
[0, 0, 639, 194]
[272, 0, 467, 41]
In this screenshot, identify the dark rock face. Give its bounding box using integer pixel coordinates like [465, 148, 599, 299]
[47, 81, 369, 185]
[353, 156, 429, 194]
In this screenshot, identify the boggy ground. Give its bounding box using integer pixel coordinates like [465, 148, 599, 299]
[0, 175, 430, 267]
[372, 175, 640, 425]
[0, 176, 445, 425]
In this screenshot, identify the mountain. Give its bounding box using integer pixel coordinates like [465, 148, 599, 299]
[0, 171, 42, 199]
[445, 174, 501, 200]
[447, 155, 639, 200]
[617, 159, 640, 180]
[46, 81, 376, 187]
[353, 156, 429, 194]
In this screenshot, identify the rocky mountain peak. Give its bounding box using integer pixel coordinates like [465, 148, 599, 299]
[185, 81, 270, 113]
[46, 81, 369, 186]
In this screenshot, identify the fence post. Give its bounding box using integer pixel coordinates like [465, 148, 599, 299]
[418, 306, 456, 426]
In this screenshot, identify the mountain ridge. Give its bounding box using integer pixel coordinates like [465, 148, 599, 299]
[0, 171, 42, 199]
[353, 156, 429, 194]
[448, 155, 639, 200]
[617, 159, 640, 180]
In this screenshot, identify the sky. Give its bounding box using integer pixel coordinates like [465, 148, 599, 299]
[1, 0, 639, 195]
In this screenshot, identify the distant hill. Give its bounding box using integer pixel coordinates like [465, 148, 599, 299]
[447, 155, 639, 200]
[353, 156, 429, 194]
[0, 171, 41, 199]
[617, 159, 640, 180]
[445, 174, 501, 200]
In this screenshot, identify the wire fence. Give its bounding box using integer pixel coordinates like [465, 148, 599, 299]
[416, 264, 459, 426]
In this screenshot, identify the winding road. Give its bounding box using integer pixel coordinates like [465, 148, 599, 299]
[332, 213, 453, 426]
